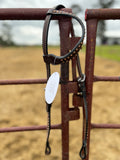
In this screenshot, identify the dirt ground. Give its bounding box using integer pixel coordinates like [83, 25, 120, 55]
[0, 47, 120, 160]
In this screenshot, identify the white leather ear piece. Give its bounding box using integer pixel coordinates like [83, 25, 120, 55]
[45, 72, 60, 104]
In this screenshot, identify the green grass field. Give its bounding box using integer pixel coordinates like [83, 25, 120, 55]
[82, 45, 120, 62]
[95, 45, 120, 61]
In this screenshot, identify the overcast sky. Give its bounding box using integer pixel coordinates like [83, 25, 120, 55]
[0, 0, 120, 45]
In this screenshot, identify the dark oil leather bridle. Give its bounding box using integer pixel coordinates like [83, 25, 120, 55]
[42, 4, 88, 159]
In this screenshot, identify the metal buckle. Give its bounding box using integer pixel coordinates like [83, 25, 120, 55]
[78, 74, 86, 83]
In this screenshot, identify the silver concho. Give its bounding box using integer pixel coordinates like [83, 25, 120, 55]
[45, 72, 60, 104]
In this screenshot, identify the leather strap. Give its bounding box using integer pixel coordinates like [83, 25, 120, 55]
[78, 76, 88, 159]
[42, 5, 85, 65]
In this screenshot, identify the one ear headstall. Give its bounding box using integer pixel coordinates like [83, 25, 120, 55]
[42, 4, 88, 160]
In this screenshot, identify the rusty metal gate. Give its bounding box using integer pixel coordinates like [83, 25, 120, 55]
[0, 7, 120, 160]
[0, 8, 80, 160]
[85, 9, 120, 160]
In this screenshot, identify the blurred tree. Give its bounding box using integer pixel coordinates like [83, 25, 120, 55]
[70, 4, 83, 37]
[99, 0, 115, 8]
[0, 22, 14, 46]
[97, 0, 115, 44]
[71, 4, 82, 14]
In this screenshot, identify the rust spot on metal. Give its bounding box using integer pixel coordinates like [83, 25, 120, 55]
[73, 94, 84, 107]
[65, 108, 80, 122]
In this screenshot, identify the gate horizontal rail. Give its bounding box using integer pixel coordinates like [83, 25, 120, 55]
[0, 124, 62, 133]
[0, 8, 71, 20]
[85, 8, 120, 20]
[94, 75, 120, 82]
[91, 123, 120, 129]
[0, 78, 47, 85]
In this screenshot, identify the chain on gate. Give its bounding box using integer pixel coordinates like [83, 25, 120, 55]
[42, 5, 88, 159]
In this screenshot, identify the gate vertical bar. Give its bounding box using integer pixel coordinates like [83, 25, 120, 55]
[59, 18, 71, 160]
[85, 19, 98, 159]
